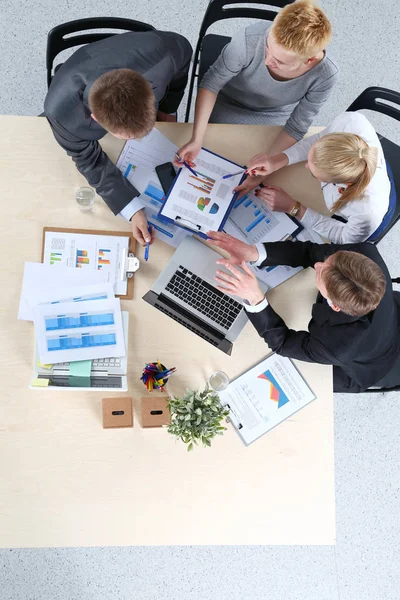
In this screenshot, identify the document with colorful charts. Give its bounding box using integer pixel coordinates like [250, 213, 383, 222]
[116, 128, 189, 248]
[43, 231, 129, 296]
[218, 354, 316, 446]
[33, 297, 125, 364]
[223, 189, 324, 290]
[158, 148, 246, 237]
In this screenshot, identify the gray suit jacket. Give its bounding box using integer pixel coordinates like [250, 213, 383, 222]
[44, 31, 191, 215]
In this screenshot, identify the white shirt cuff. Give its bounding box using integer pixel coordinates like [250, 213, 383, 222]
[299, 207, 322, 228]
[243, 297, 269, 313]
[250, 244, 267, 267]
[119, 196, 145, 221]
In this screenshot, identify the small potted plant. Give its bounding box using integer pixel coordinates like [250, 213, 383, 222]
[166, 386, 230, 451]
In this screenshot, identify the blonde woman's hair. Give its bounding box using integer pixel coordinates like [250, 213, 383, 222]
[311, 133, 378, 213]
[271, 0, 332, 58]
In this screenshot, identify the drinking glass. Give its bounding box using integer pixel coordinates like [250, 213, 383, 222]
[208, 370, 230, 392]
[76, 187, 95, 212]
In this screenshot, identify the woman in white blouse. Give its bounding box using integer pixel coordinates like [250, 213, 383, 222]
[238, 112, 391, 243]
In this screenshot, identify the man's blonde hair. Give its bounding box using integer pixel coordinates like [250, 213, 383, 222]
[89, 68, 156, 137]
[324, 251, 386, 317]
[311, 133, 378, 213]
[271, 0, 332, 58]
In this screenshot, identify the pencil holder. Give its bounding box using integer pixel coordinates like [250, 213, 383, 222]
[140, 361, 176, 393]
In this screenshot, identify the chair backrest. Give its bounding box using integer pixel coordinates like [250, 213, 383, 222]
[46, 17, 155, 88]
[347, 87, 400, 244]
[185, 0, 294, 121]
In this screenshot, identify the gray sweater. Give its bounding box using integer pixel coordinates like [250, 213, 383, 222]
[200, 21, 339, 139]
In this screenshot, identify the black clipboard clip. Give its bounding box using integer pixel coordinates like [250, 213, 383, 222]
[175, 216, 202, 232]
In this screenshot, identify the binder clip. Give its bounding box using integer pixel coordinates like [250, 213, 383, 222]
[120, 248, 140, 280]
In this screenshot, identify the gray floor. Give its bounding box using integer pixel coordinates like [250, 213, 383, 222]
[1, 1, 400, 599]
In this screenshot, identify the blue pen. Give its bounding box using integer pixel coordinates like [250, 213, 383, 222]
[174, 152, 198, 177]
[222, 170, 245, 179]
[144, 225, 152, 261]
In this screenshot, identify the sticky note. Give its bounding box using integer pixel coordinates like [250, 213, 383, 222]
[36, 360, 53, 370]
[69, 360, 92, 378]
[32, 378, 49, 387]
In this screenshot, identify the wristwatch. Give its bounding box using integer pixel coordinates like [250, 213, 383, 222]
[289, 201, 301, 217]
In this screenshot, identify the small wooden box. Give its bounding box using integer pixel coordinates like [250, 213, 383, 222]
[141, 396, 170, 428]
[102, 397, 133, 429]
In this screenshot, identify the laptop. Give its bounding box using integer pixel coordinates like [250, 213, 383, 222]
[30, 312, 129, 391]
[143, 236, 268, 355]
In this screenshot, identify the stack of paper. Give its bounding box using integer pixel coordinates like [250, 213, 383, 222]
[18, 263, 126, 364]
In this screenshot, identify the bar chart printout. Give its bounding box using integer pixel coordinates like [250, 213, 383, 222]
[43, 231, 130, 296]
[34, 298, 126, 364]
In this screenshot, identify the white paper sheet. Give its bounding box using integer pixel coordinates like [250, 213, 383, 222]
[116, 128, 189, 248]
[33, 298, 125, 364]
[218, 354, 316, 445]
[42, 231, 130, 296]
[224, 189, 298, 244]
[28, 282, 115, 315]
[18, 263, 108, 321]
[159, 148, 244, 235]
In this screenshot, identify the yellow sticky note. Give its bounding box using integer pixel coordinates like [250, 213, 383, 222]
[32, 378, 50, 387]
[36, 360, 53, 370]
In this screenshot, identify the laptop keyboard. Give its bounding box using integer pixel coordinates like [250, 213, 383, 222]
[165, 265, 242, 330]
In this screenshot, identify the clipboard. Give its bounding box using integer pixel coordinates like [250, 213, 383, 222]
[157, 147, 246, 239]
[41, 227, 137, 300]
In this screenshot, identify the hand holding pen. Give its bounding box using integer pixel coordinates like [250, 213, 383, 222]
[174, 152, 198, 177]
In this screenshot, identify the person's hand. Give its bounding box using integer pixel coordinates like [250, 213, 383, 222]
[215, 262, 265, 305]
[245, 153, 275, 177]
[173, 139, 201, 168]
[207, 231, 258, 267]
[130, 209, 154, 247]
[255, 185, 296, 213]
[233, 174, 261, 200]
[246, 152, 288, 177]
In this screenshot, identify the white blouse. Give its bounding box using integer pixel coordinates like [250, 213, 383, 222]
[283, 112, 391, 243]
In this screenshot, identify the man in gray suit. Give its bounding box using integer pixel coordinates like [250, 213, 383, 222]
[44, 30, 192, 246]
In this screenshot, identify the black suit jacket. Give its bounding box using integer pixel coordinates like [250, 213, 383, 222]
[246, 241, 400, 392]
[44, 31, 191, 215]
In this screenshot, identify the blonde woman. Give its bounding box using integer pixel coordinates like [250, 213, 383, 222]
[240, 112, 391, 243]
[175, 0, 337, 167]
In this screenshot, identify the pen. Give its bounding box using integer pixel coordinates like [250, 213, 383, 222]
[174, 152, 198, 177]
[144, 225, 152, 261]
[222, 170, 245, 179]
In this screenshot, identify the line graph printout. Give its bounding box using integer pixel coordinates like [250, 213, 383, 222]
[116, 128, 188, 248]
[218, 354, 316, 446]
[34, 298, 125, 364]
[159, 148, 244, 235]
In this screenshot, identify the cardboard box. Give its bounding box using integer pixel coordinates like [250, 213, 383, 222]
[102, 396, 133, 429]
[141, 396, 170, 428]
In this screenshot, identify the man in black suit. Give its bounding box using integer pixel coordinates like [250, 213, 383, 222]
[208, 231, 400, 392]
[44, 30, 192, 246]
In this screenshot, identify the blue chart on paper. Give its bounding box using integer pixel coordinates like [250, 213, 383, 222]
[45, 312, 115, 331]
[144, 183, 164, 205]
[47, 333, 117, 351]
[229, 195, 279, 243]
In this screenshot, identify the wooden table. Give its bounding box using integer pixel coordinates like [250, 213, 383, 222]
[0, 116, 334, 547]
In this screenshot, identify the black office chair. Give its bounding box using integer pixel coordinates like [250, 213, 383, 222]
[365, 282, 400, 393]
[46, 17, 155, 88]
[347, 87, 400, 244]
[184, 0, 294, 122]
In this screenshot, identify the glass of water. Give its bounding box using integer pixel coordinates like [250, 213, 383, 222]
[208, 370, 230, 392]
[76, 187, 95, 212]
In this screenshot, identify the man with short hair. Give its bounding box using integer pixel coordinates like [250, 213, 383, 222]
[44, 30, 192, 245]
[208, 231, 400, 392]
